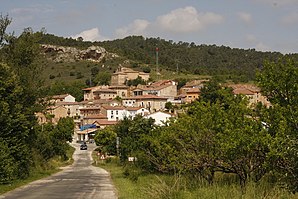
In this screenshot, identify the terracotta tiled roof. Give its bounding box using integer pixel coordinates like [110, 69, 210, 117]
[233, 88, 255, 95]
[52, 94, 70, 99]
[56, 101, 80, 105]
[125, 107, 142, 111]
[228, 84, 260, 93]
[84, 114, 107, 119]
[151, 80, 174, 87]
[123, 95, 168, 100]
[94, 120, 118, 125]
[186, 88, 201, 93]
[101, 105, 126, 110]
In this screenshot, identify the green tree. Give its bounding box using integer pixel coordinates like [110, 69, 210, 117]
[0, 63, 31, 182]
[0, 13, 11, 48]
[256, 58, 298, 193]
[126, 76, 146, 87]
[94, 126, 117, 155]
[113, 116, 155, 163]
[94, 71, 111, 85]
[51, 117, 74, 160]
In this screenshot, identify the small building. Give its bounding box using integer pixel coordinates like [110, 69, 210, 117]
[93, 89, 117, 100]
[132, 80, 177, 99]
[79, 107, 101, 117]
[126, 107, 150, 118]
[55, 101, 80, 118]
[229, 84, 271, 107]
[185, 88, 201, 103]
[82, 114, 107, 125]
[93, 120, 119, 129]
[48, 105, 68, 124]
[101, 105, 127, 121]
[82, 85, 129, 101]
[109, 85, 129, 98]
[50, 94, 76, 103]
[111, 66, 150, 86]
[122, 95, 168, 112]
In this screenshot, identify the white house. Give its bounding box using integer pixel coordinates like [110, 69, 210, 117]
[51, 94, 76, 103]
[101, 105, 128, 121]
[126, 107, 150, 118]
[144, 111, 174, 126]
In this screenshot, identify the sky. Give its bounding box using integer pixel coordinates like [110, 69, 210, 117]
[1, 0, 298, 54]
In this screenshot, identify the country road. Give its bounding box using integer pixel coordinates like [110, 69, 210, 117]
[0, 143, 117, 199]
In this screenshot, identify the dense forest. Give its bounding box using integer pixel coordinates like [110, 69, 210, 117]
[39, 34, 298, 82]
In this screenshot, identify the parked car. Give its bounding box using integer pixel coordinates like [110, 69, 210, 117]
[80, 143, 87, 150]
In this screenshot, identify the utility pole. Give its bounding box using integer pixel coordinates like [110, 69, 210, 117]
[156, 47, 159, 79]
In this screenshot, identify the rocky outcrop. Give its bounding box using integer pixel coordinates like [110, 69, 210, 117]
[41, 44, 119, 62]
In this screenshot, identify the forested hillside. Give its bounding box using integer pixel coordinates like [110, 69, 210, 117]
[40, 34, 298, 82]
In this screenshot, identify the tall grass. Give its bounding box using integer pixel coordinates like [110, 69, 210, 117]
[95, 157, 297, 199]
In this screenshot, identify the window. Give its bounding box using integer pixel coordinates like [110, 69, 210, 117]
[116, 110, 118, 115]
[111, 110, 114, 114]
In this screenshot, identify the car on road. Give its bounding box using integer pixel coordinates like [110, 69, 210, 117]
[80, 143, 87, 150]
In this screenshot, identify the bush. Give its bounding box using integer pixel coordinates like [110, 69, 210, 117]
[123, 165, 141, 182]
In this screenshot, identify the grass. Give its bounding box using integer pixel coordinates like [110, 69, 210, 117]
[0, 145, 75, 195]
[92, 154, 298, 199]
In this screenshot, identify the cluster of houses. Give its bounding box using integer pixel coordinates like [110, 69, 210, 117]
[37, 66, 270, 142]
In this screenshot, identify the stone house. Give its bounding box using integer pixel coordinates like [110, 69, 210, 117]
[93, 89, 117, 100]
[47, 105, 68, 124]
[111, 66, 150, 86]
[82, 113, 107, 125]
[122, 95, 168, 112]
[55, 101, 80, 118]
[132, 80, 177, 99]
[93, 120, 118, 129]
[82, 85, 129, 101]
[229, 84, 271, 107]
[185, 88, 201, 103]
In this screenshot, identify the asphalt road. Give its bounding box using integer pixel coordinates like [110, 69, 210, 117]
[0, 143, 117, 199]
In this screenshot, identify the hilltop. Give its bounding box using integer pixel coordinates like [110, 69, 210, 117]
[40, 34, 298, 83]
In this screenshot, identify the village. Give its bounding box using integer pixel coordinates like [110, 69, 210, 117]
[36, 65, 271, 143]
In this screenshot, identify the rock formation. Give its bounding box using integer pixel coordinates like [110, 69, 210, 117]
[41, 44, 118, 62]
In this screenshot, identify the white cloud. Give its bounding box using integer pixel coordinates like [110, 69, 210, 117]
[114, 6, 224, 38]
[115, 19, 150, 38]
[281, 12, 298, 25]
[72, 28, 109, 41]
[155, 6, 224, 33]
[237, 12, 253, 24]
